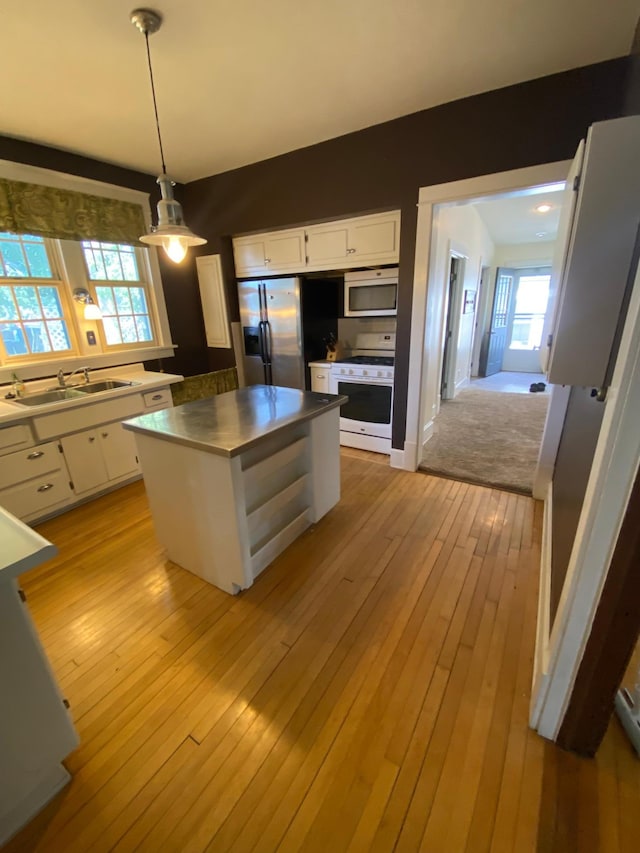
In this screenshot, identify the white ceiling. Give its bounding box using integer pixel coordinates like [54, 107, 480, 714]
[2, 0, 638, 183]
[473, 188, 564, 245]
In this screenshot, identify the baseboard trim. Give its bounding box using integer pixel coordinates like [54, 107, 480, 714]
[422, 420, 434, 448]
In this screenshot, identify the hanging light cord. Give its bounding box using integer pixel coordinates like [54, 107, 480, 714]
[144, 29, 167, 176]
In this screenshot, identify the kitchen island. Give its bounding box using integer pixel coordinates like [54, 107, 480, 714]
[123, 385, 347, 594]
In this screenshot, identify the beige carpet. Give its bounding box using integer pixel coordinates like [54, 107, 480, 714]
[420, 387, 549, 494]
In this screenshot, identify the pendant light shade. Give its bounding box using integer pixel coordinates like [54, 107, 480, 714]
[131, 8, 206, 264]
[139, 174, 206, 263]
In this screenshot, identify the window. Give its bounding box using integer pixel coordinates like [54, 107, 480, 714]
[0, 233, 74, 359]
[508, 273, 551, 351]
[81, 240, 155, 347]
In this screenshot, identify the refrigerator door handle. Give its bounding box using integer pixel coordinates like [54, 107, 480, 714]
[264, 319, 274, 385]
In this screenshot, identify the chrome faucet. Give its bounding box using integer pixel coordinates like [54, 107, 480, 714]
[57, 367, 90, 387]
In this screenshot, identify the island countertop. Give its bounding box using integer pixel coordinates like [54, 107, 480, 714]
[122, 385, 348, 458]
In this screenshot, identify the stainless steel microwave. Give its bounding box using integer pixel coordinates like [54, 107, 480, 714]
[344, 268, 398, 317]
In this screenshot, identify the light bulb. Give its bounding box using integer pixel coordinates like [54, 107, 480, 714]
[84, 302, 102, 320]
[162, 236, 188, 263]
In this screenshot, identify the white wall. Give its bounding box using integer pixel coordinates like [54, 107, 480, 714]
[421, 203, 494, 442]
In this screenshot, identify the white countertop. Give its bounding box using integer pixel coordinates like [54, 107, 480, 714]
[0, 505, 57, 581]
[0, 366, 183, 427]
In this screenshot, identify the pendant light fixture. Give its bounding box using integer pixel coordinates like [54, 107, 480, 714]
[131, 8, 206, 263]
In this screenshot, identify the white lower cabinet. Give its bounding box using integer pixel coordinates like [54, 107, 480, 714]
[60, 422, 140, 496]
[309, 363, 332, 393]
[0, 442, 72, 521]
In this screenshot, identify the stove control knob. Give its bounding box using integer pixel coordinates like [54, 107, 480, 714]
[377, 370, 383, 377]
[363, 369, 368, 376]
[348, 369, 354, 375]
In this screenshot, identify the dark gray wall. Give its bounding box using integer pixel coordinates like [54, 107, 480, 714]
[181, 56, 634, 447]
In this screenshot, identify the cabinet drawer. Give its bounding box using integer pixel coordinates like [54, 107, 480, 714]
[0, 423, 34, 456]
[310, 370, 330, 393]
[143, 388, 172, 409]
[0, 442, 62, 490]
[0, 469, 72, 520]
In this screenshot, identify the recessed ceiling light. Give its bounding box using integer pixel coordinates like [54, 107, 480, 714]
[535, 203, 552, 213]
[536, 231, 547, 238]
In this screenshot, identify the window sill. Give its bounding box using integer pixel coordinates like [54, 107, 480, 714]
[0, 344, 178, 385]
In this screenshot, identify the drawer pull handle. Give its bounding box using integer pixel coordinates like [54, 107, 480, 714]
[27, 451, 44, 459]
[346, 247, 356, 254]
[37, 483, 54, 492]
[151, 394, 163, 400]
[102, 432, 109, 438]
[89, 436, 96, 443]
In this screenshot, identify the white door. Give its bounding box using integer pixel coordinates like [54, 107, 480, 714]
[100, 423, 140, 481]
[60, 430, 108, 494]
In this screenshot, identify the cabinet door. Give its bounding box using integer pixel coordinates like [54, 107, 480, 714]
[60, 430, 108, 495]
[305, 223, 350, 268]
[234, 229, 305, 277]
[99, 423, 140, 482]
[349, 212, 400, 264]
[196, 254, 231, 348]
[310, 366, 331, 392]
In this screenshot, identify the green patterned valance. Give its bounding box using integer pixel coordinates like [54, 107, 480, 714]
[0, 178, 146, 245]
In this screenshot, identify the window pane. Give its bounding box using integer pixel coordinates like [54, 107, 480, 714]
[15, 286, 41, 320]
[130, 287, 147, 314]
[135, 314, 152, 341]
[39, 286, 63, 319]
[83, 246, 106, 280]
[103, 250, 124, 281]
[121, 251, 139, 281]
[47, 320, 71, 351]
[114, 287, 132, 314]
[103, 316, 122, 345]
[0, 286, 19, 320]
[23, 242, 52, 278]
[1, 241, 28, 277]
[95, 286, 116, 315]
[0, 323, 28, 355]
[24, 321, 51, 353]
[120, 315, 138, 343]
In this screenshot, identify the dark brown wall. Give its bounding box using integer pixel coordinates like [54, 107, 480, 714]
[182, 57, 634, 447]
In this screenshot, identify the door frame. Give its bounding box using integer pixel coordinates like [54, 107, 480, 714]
[398, 160, 571, 473]
[441, 251, 466, 401]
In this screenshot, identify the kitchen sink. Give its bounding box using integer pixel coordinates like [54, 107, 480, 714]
[12, 388, 89, 406]
[76, 379, 139, 394]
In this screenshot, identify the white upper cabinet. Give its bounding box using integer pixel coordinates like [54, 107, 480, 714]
[233, 211, 401, 277]
[234, 228, 306, 277]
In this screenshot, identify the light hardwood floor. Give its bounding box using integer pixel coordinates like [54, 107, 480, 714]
[5, 451, 639, 852]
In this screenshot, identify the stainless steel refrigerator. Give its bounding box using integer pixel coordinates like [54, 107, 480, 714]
[238, 278, 305, 389]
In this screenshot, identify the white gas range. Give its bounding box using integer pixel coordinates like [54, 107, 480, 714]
[329, 332, 395, 455]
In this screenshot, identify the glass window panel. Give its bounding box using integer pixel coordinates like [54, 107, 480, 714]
[114, 287, 132, 314]
[0, 286, 19, 320]
[121, 251, 139, 281]
[24, 242, 52, 278]
[130, 287, 147, 313]
[24, 321, 50, 353]
[39, 286, 63, 319]
[83, 246, 104, 280]
[103, 250, 124, 281]
[1, 242, 28, 277]
[47, 320, 71, 351]
[15, 286, 41, 320]
[95, 286, 116, 315]
[0, 323, 28, 355]
[120, 315, 138, 343]
[135, 314, 152, 341]
[103, 316, 122, 345]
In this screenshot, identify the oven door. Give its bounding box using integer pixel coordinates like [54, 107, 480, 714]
[330, 375, 393, 438]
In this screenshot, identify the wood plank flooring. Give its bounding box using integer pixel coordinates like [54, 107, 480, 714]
[5, 450, 639, 852]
